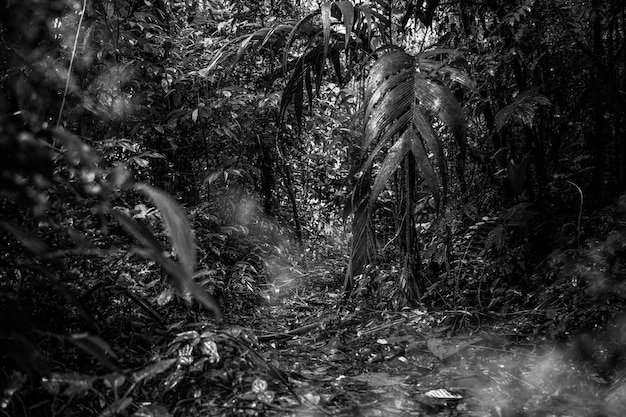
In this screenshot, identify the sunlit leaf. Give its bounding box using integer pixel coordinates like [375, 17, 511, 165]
[369, 131, 412, 209]
[135, 184, 196, 277]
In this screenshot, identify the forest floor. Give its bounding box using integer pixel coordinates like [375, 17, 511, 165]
[203, 263, 626, 417]
[11, 225, 626, 417]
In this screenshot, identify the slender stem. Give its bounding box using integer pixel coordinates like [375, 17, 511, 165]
[57, 0, 87, 128]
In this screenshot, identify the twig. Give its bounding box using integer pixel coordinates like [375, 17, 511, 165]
[257, 320, 328, 342]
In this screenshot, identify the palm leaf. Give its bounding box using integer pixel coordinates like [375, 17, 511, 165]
[207, 24, 294, 73]
[358, 49, 469, 214]
[321, 2, 332, 67]
[283, 11, 319, 72]
[412, 73, 465, 140]
[333, 1, 355, 51]
[346, 175, 377, 285]
[418, 59, 476, 90]
[494, 87, 551, 132]
[369, 130, 412, 210]
[411, 109, 445, 209]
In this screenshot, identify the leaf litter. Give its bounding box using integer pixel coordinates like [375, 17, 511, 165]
[173, 266, 626, 417]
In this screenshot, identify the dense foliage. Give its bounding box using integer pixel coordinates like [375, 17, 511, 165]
[2, 0, 626, 416]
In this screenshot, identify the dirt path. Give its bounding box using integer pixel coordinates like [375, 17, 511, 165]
[233, 270, 625, 417]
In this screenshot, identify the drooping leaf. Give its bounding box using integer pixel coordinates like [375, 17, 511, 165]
[131, 358, 177, 383]
[364, 81, 413, 152]
[280, 55, 306, 123]
[364, 64, 413, 123]
[294, 61, 304, 128]
[333, 1, 355, 52]
[112, 209, 165, 253]
[355, 5, 373, 42]
[418, 58, 476, 90]
[411, 129, 442, 210]
[413, 73, 465, 140]
[361, 111, 412, 176]
[321, 2, 332, 67]
[260, 24, 293, 49]
[68, 333, 120, 371]
[304, 64, 314, 111]
[411, 108, 445, 208]
[52, 127, 100, 170]
[494, 88, 551, 132]
[112, 210, 221, 319]
[132, 246, 222, 320]
[359, 49, 469, 213]
[329, 47, 343, 84]
[135, 184, 196, 277]
[283, 10, 319, 72]
[0, 222, 50, 256]
[369, 130, 412, 209]
[364, 49, 413, 106]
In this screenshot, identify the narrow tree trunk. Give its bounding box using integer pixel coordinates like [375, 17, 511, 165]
[399, 153, 421, 303]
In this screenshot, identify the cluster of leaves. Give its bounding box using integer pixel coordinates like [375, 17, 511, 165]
[0, 2, 303, 414]
[30, 324, 295, 417]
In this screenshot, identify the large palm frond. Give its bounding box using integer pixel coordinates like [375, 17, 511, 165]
[206, 2, 390, 127]
[346, 49, 470, 285]
[494, 87, 551, 132]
